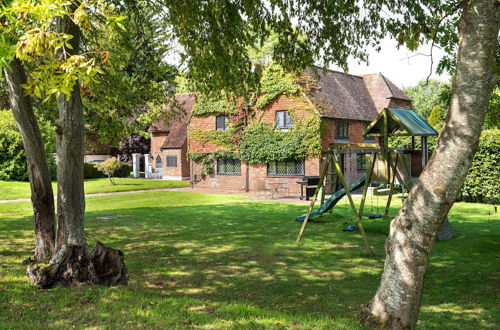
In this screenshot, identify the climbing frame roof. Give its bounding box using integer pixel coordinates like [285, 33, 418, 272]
[363, 108, 438, 137]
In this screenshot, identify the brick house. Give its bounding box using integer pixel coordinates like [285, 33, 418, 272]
[149, 93, 194, 180]
[185, 68, 412, 195]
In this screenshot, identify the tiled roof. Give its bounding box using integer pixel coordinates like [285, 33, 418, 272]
[306, 67, 379, 121]
[149, 93, 195, 149]
[361, 73, 412, 101]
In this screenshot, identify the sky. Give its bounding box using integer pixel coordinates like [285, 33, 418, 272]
[167, 37, 452, 90]
[329, 38, 451, 88]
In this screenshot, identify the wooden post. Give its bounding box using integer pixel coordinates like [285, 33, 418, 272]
[384, 152, 399, 218]
[359, 152, 377, 217]
[296, 155, 330, 243]
[383, 109, 390, 184]
[421, 136, 428, 169]
[333, 152, 374, 256]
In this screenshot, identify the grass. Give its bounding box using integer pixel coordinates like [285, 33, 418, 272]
[0, 178, 190, 200]
[0, 192, 498, 329]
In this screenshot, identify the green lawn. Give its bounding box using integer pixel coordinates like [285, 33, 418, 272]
[0, 178, 190, 200]
[0, 192, 498, 329]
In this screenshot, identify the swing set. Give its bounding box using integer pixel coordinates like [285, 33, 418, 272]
[295, 108, 438, 256]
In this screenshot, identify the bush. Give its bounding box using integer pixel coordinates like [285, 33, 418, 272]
[114, 163, 132, 177]
[83, 163, 107, 179]
[0, 109, 55, 181]
[459, 130, 499, 204]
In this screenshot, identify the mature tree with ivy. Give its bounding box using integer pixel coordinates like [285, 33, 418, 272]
[161, 0, 499, 327]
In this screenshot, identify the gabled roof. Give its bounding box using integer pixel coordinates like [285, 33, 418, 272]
[361, 73, 412, 101]
[149, 93, 195, 149]
[306, 67, 379, 121]
[364, 108, 438, 137]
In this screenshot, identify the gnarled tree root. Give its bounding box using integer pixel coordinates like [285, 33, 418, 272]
[27, 242, 127, 289]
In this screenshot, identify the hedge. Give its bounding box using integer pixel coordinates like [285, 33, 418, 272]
[458, 130, 499, 204]
[83, 162, 132, 179]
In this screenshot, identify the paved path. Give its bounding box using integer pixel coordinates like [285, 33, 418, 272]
[0, 188, 178, 204]
[0, 186, 318, 205]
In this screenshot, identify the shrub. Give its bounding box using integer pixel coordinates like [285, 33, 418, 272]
[459, 130, 499, 204]
[95, 157, 124, 184]
[83, 162, 106, 179]
[0, 109, 55, 181]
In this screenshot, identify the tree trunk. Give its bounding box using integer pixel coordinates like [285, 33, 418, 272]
[361, 0, 499, 328]
[54, 15, 87, 250]
[4, 58, 56, 261]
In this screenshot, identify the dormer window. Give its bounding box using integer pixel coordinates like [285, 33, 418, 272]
[276, 110, 293, 130]
[216, 115, 229, 130]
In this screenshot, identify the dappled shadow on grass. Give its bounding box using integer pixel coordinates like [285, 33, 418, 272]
[0, 198, 498, 328]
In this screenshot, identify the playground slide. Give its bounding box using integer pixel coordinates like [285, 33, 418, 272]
[296, 174, 367, 222]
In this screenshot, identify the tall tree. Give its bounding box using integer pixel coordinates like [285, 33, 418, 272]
[53, 12, 86, 250]
[4, 59, 56, 261]
[361, 1, 498, 326]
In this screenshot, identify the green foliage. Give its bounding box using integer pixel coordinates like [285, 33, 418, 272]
[189, 128, 234, 148]
[191, 96, 238, 117]
[83, 163, 107, 179]
[0, 109, 55, 181]
[427, 106, 444, 127]
[188, 150, 239, 178]
[0, 0, 124, 100]
[81, 2, 178, 146]
[459, 130, 500, 204]
[255, 64, 300, 109]
[403, 79, 448, 119]
[484, 89, 499, 129]
[83, 161, 130, 180]
[239, 117, 321, 164]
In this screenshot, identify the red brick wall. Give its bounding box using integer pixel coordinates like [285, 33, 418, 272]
[152, 145, 190, 180]
[388, 98, 413, 110]
[151, 132, 169, 154]
[192, 157, 320, 195]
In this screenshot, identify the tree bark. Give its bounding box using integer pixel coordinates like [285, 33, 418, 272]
[4, 58, 56, 261]
[54, 14, 86, 249]
[361, 0, 499, 328]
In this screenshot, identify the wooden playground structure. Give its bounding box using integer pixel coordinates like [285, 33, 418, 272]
[295, 108, 439, 256]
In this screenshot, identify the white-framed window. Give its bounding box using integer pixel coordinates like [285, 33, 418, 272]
[217, 158, 241, 174]
[275, 110, 293, 130]
[216, 115, 229, 130]
[155, 155, 162, 168]
[166, 156, 177, 168]
[268, 160, 304, 176]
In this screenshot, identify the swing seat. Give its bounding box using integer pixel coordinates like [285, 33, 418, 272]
[368, 214, 383, 219]
[343, 225, 356, 232]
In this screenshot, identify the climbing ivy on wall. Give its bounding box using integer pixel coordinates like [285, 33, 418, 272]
[188, 63, 322, 174]
[239, 115, 321, 163]
[255, 63, 300, 109]
[191, 95, 238, 117]
[189, 128, 235, 148]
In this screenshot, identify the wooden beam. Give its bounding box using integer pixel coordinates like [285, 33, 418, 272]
[296, 155, 330, 243]
[332, 152, 374, 256]
[384, 152, 399, 218]
[358, 153, 377, 218]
